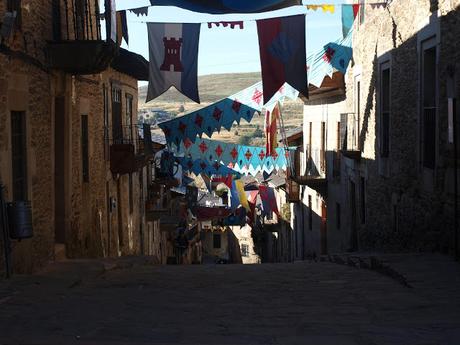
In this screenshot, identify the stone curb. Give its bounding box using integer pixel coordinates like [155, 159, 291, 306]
[319, 253, 413, 288]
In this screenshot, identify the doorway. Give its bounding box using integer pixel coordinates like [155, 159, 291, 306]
[320, 201, 327, 255]
[350, 181, 359, 251]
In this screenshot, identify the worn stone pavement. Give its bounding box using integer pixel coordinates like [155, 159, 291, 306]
[0, 254, 460, 345]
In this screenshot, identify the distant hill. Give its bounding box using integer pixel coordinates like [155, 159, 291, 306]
[138, 72, 303, 146]
[139, 72, 261, 105]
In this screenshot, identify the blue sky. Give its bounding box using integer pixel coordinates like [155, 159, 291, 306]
[111, 0, 349, 80]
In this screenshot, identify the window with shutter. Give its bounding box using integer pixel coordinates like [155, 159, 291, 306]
[421, 42, 437, 169]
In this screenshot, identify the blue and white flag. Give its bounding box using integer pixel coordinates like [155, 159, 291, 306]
[146, 23, 200, 103]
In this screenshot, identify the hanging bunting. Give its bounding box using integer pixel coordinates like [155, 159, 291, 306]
[147, 0, 301, 14]
[129, 6, 149, 16]
[235, 179, 250, 211]
[256, 14, 308, 105]
[212, 175, 233, 189]
[208, 21, 244, 29]
[146, 22, 201, 103]
[230, 180, 241, 210]
[306, 4, 335, 13]
[341, 4, 360, 38]
[176, 157, 241, 177]
[265, 102, 280, 156]
[116, 10, 129, 45]
[158, 98, 258, 147]
[174, 138, 293, 176]
[307, 27, 353, 88]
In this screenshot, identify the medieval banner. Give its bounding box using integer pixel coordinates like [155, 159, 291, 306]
[256, 14, 308, 104]
[146, 23, 200, 103]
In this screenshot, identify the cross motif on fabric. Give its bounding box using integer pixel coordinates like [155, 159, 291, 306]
[230, 147, 238, 160]
[183, 138, 193, 149]
[245, 149, 253, 161]
[194, 114, 203, 128]
[271, 151, 279, 159]
[258, 150, 266, 160]
[252, 88, 263, 105]
[232, 100, 242, 113]
[178, 121, 187, 133]
[215, 145, 223, 157]
[213, 107, 222, 121]
[199, 141, 208, 153]
[160, 37, 184, 72]
[322, 47, 336, 63]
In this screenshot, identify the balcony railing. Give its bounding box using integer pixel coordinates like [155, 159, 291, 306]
[340, 112, 362, 160]
[108, 125, 153, 174]
[47, 0, 117, 74]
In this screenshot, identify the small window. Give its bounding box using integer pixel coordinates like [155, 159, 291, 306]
[308, 195, 313, 231]
[129, 173, 133, 214]
[380, 64, 391, 158]
[11, 111, 27, 200]
[421, 42, 437, 169]
[336, 202, 341, 230]
[360, 177, 366, 224]
[213, 233, 221, 249]
[81, 115, 89, 183]
[125, 94, 133, 142]
[241, 244, 249, 257]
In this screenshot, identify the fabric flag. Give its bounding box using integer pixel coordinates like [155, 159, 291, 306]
[230, 180, 240, 210]
[258, 185, 272, 217]
[341, 4, 360, 38]
[208, 21, 244, 29]
[256, 15, 308, 104]
[267, 187, 279, 216]
[213, 175, 233, 189]
[195, 206, 232, 221]
[235, 179, 250, 211]
[148, 0, 301, 14]
[116, 10, 129, 45]
[265, 102, 279, 156]
[129, 7, 149, 16]
[146, 23, 200, 103]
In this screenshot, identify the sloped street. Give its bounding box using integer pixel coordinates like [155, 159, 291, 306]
[1, 254, 460, 345]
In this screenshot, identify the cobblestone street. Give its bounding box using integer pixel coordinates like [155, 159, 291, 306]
[1, 254, 460, 345]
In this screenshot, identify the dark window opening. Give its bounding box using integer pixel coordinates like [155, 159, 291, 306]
[380, 66, 390, 157]
[213, 233, 221, 249]
[308, 195, 313, 231]
[7, 0, 22, 28]
[422, 45, 437, 169]
[125, 94, 133, 143]
[112, 86, 123, 144]
[11, 111, 27, 200]
[360, 177, 366, 224]
[241, 244, 249, 257]
[336, 202, 341, 230]
[81, 115, 89, 183]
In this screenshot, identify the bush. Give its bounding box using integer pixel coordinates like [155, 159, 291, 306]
[238, 135, 251, 145]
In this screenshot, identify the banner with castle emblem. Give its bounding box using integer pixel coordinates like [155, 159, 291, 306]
[146, 23, 200, 103]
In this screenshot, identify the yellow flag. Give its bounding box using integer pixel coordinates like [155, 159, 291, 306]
[235, 179, 250, 211]
[321, 5, 335, 14]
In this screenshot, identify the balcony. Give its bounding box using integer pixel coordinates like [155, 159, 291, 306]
[109, 125, 153, 175]
[288, 146, 327, 195]
[46, 0, 117, 74]
[340, 112, 362, 161]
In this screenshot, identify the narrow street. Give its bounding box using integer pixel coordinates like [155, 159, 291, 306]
[1, 255, 460, 345]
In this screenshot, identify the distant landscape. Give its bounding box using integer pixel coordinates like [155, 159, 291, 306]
[138, 72, 303, 146]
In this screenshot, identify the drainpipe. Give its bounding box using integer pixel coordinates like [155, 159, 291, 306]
[447, 65, 458, 260]
[0, 182, 11, 278]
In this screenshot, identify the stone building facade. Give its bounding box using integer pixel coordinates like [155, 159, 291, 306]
[0, 0, 158, 276]
[293, 0, 460, 256]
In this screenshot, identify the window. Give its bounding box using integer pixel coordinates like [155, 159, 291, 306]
[112, 86, 123, 144]
[380, 63, 391, 158]
[11, 111, 27, 200]
[213, 233, 221, 249]
[241, 244, 249, 257]
[125, 94, 133, 142]
[360, 177, 366, 224]
[421, 42, 437, 169]
[336, 202, 341, 230]
[81, 115, 89, 183]
[103, 84, 110, 160]
[7, 0, 22, 28]
[129, 173, 133, 214]
[308, 195, 313, 231]
[320, 122, 326, 172]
